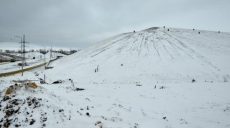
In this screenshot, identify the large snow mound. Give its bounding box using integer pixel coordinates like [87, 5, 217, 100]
[47, 27, 230, 83]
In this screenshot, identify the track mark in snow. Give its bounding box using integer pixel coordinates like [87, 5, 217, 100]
[151, 38, 161, 57]
[163, 31, 222, 72]
[91, 34, 132, 57]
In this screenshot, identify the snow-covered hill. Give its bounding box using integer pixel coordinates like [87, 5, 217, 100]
[48, 27, 230, 83]
[1, 27, 230, 128]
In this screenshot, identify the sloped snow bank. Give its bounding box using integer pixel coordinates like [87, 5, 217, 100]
[0, 82, 72, 128]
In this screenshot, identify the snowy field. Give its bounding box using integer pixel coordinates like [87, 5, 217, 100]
[1, 74, 230, 128]
[0, 51, 66, 74]
[0, 42, 79, 51]
[0, 52, 48, 74]
[0, 27, 230, 128]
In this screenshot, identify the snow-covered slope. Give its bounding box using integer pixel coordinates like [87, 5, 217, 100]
[1, 27, 230, 128]
[0, 80, 74, 128]
[48, 27, 230, 83]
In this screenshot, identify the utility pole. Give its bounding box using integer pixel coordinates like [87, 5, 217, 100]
[21, 34, 26, 76]
[15, 34, 28, 76]
[50, 47, 52, 61]
[43, 49, 46, 69]
[0, 55, 1, 63]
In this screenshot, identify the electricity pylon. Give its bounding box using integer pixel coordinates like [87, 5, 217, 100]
[20, 34, 28, 76]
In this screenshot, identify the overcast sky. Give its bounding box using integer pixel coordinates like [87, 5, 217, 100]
[0, 0, 230, 48]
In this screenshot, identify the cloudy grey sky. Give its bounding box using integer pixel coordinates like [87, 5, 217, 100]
[0, 0, 229, 48]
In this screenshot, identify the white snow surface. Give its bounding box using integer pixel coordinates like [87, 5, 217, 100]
[0, 42, 78, 51]
[0, 51, 58, 74]
[1, 27, 230, 128]
[1, 75, 230, 128]
[47, 27, 230, 83]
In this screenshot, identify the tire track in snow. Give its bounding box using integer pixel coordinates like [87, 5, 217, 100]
[150, 33, 161, 58]
[91, 34, 132, 57]
[161, 40, 175, 60]
[162, 31, 221, 72]
[165, 39, 194, 59]
[138, 33, 145, 56]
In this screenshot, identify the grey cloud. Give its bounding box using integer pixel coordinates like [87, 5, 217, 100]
[0, 0, 230, 48]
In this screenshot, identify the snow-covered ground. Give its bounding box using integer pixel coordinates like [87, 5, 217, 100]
[0, 51, 66, 74]
[0, 52, 49, 74]
[1, 27, 230, 128]
[0, 42, 79, 51]
[1, 74, 230, 128]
